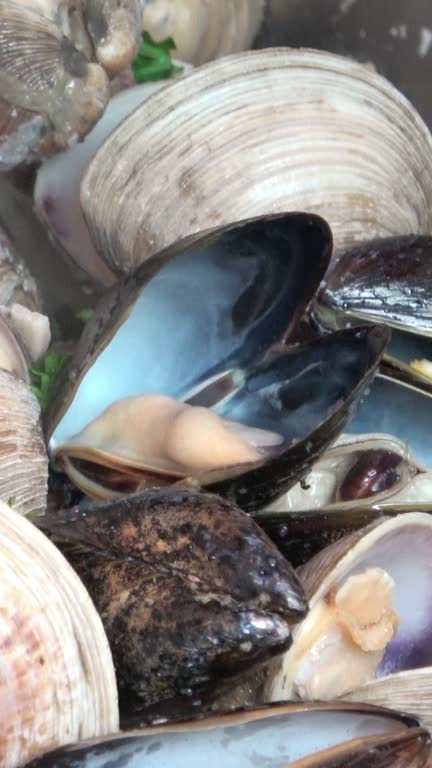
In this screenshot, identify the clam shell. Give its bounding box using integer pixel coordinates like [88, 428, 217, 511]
[0, 1, 110, 166]
[143, 0, 265, 65]
[0, 369, 48, 516]
[34, 77, 191, 287]
[265, 512, 432, 733]
[81, 48, 432, 275]
[21, 702, 430, 768]
[0, 500, 118, 768]
[0, 223, 42, 311]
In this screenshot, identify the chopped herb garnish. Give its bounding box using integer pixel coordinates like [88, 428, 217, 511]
[77, 308, 94, 323]
[7, 496, 16, 508]
[132, 31, 183, 83]
[30, 352, 71, 412]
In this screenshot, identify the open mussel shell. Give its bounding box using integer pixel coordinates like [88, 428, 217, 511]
[38, 486, 306, 706]
[316, 235, 432, 397]
[0, 500, 119, 768]
[22, 702, 430, 768]
[264, 512, 432, 732]
[47, 213, 389, 508]
[142, 0, 265, 65]
[263, 433, 432, 517]
[80, 48, 432, 276]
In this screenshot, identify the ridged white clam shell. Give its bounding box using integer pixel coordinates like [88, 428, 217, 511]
[81, 48, 432, 275]
[0, 500, 119, 768]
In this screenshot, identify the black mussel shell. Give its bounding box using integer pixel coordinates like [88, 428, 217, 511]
[22, 703, 430, 768]
[37, 487, 306, 706]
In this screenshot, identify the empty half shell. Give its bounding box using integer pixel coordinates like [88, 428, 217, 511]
[265, 512, 432, 732]
[143, 0, 265, 65]
[0, 500, 119, 768]
[22, 702, 430, 768]
[80, 48, 432, 276]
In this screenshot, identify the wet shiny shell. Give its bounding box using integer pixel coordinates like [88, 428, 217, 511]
[22, 702, 430, 768]
[39, 487, 306, 705]
[48, 214, 389, 508]
[264, 512, 432, 732]
[80, 48, 432, 276]
[0, 223, 42, 311]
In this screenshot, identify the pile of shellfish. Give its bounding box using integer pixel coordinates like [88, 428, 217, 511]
[0, 1, 432, 767]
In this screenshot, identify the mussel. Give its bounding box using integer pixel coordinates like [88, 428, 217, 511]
[264, 512, 432, 731]
[22, 702, 431, 767]
[0, 499, 118, 768]
[38, 486, 306, 705]
[47, 213, 389, 509]
[265, 433, 432, 515]
[316, 235, 432, 399]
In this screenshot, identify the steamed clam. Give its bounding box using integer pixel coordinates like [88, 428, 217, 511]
[142, 0, 265, 65]
[79, 49, 432, 277]
[264, 512, 432, 731]
[0, 499, 118, 768]
[47, 214, 389, 509]
[22, 703, 431, 768]
[0, 0, 146, 169]
[0, 305, 50, 515]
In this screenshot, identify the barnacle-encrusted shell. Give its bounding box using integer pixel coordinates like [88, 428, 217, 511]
[81, 49, 432, 275]
[143, 0, 265, 65]
[0, 500, 119, 768]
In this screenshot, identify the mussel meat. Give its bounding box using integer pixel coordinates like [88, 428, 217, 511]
[47, 214, 389, 509]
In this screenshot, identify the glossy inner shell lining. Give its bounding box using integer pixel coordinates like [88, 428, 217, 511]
[25, 707, 412, 768]
[349, 377, 432, 466]
[272, 518, 432, 702]
[52, 216, 331, 446]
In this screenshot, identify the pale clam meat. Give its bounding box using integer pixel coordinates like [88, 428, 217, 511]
[0, 500, 119, 768]
[80, 48, 432, 276]
[264, 512, 432, 731]
[143, 0, 265, 65]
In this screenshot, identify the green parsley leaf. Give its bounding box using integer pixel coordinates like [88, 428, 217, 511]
[77, 308, 94, 323]
[7, 496, 16, 508]
[30, 352, 71, 413]
[132, 31, 183, 83]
